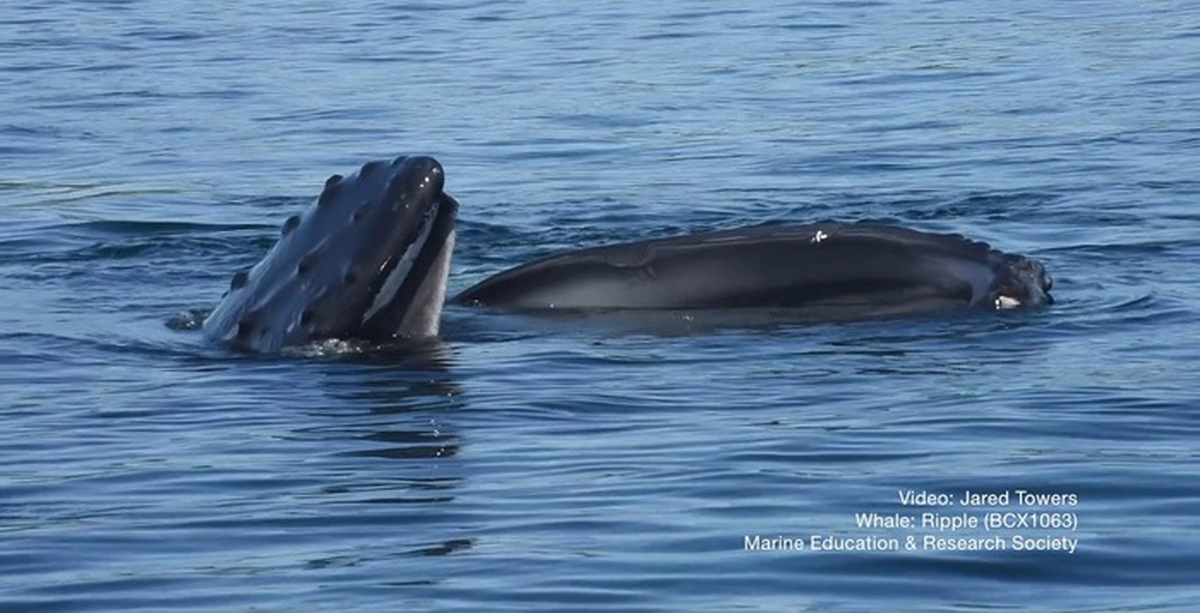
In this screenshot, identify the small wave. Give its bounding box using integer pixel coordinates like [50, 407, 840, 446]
[0, 219, 276, 273]
[165, 309, 210, 331]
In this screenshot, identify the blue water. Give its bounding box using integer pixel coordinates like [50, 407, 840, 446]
[3, 1, 1199, 611]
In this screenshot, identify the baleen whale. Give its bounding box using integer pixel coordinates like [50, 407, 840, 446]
[201, 156, 1053, 352]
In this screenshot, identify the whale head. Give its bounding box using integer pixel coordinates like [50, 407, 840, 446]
[987, 253, 1054, 310]
[203, 155, 458, 353]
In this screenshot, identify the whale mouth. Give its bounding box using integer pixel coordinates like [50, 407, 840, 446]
[202, 155, 459, 353]
[988, 254, 1054, 310]
[362, 195, 446, 324]
[357, 189, 458, 340]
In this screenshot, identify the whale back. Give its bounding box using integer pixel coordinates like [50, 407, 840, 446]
[454, 223, 1052, 319]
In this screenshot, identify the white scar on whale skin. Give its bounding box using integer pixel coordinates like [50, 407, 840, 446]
[994, 296, 1022, 310]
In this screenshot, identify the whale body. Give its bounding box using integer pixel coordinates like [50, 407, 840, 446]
[202, 155, 1053, 352]
[454, 223, 1053, 321]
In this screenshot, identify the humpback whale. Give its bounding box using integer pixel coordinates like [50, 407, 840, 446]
[202, 155, 1053, 352]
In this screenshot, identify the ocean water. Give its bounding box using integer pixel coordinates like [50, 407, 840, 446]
[2, 1, 1199, 611]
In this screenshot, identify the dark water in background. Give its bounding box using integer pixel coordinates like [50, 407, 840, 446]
[2, 1, 1199, 611]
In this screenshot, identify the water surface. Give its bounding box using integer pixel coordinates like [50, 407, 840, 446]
[2, 1, 1199, 611]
